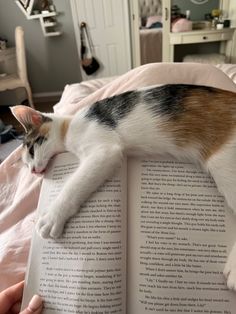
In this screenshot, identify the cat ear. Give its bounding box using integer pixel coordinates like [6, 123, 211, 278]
[10, 105, 44, 132]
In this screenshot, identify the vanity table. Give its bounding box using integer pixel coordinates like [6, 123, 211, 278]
[162, 0, 236, 63]
[168, 27, 235, 62]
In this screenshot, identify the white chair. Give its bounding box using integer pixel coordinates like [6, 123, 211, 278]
[0, 26, 34, 108]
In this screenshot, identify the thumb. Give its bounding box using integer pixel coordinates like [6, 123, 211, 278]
[20, 295, 43, 314]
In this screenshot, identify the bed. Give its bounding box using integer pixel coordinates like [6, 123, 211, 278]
[139, 0, 163, 64]
[1, 62, 236, 292]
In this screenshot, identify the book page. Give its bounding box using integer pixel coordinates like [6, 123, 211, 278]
[127, 157, 236, 314]
[22, 152, 127, 314]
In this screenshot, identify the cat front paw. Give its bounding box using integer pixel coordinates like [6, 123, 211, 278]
[224, 255, 236, 291]
[35, 212, 65, 239]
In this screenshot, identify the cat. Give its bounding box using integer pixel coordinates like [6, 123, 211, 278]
[11, 84, 236, 290]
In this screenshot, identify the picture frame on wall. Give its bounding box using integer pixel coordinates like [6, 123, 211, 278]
[19, 0, 29, 8]
[17, 0, 34, 15]
[26, 0, 35, 14]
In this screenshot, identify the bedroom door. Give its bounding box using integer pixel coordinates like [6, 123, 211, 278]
[70, 0, 132, 80]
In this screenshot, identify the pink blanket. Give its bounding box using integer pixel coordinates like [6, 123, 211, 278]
[1, 63, 236, 291]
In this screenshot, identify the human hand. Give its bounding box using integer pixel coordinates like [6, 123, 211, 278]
[0, 281, 43, 314]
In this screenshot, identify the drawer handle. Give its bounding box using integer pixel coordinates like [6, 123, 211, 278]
[203, 36, 208, 40]
[165, 8, 169, 21]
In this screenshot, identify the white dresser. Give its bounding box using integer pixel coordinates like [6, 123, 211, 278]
[161, 0, 236, 63]
[168, 28, 235, 62]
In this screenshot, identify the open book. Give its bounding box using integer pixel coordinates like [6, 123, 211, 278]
[22, 152, 236, 313]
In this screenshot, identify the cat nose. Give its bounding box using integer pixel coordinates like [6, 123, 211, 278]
[31, 165, 45, 174]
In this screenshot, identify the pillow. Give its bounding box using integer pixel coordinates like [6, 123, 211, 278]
[148, 21, 162, 29]
[145, 15, 162, 28]
[172, 18, 192, 33]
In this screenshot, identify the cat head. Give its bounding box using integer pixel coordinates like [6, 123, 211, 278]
[11, 105, 65, 174]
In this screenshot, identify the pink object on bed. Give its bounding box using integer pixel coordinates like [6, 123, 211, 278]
[145, 15, 162, 28]
[1, 63, 236, 292]
[172, 18, 193, 33]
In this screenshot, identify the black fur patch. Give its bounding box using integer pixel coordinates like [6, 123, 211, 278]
[85, 91, 139, 128]
[42, 116, 52, 123]
[144, 85, 185, 116]
[23, 131, 46, 150]
[144, 84, 215, 117]
[29, 145, 34, 158]
[85, 84, 215, 127]
[35, 136, 46, 146]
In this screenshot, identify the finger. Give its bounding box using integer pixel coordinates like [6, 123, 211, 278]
[20, 304, 43, 314]
[11, 301, 21, 313]
[20, 295, 43, 314]
[0, 281, 24, 313]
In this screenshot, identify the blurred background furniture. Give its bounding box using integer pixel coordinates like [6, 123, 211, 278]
[139, 0, 163, 64]
[162, 0, 236, 63]
[0, 26, 34, 108]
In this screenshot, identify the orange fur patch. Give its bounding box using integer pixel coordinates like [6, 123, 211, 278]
[39, 122, 51, 137]
[61, 118, 71, 140]
[167, 88, 236, 160]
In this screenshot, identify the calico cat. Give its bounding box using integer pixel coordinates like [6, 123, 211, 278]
[11, 84, 236, 290]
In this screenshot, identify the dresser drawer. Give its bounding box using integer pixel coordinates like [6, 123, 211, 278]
[170, 29, 234, 45]
[183, 32, 222, 43]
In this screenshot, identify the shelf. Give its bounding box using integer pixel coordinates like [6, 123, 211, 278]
[15, 0, 29, 18]
[28, 11, 57, 20]
[44, 32, 62, 37]
[15, 0, 61, 37]
[43, 22, 57, 27]
[39, 16, 61, 37]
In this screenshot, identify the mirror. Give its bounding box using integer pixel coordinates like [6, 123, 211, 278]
[136, 0, 235, 64]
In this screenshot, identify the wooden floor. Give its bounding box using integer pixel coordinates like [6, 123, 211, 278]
[0, 101, 55, 133]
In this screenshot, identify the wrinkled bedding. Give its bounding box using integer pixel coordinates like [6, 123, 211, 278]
[1, 63, 236, 292]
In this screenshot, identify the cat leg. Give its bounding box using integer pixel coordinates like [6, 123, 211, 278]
[223, 241, 236, 290]
[35, 144, 123, 239]
[206, 144, 236, 290]
[206, 141, 236, 212]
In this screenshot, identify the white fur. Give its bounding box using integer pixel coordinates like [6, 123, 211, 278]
[207, 134, 236, 211]
[36, 111, 123, 238]
[22, 115, 65, 173]
[35, 106, 211, 240]
[206, 134, 236, 291]
[117, 103, 202, 161]
[20, 104, 236, 292]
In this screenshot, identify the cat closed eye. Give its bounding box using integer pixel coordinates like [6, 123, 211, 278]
[29, 145, 34, 158]
[35, 136, 46, 145]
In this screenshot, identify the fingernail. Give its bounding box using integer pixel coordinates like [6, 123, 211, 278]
[28, 295, 43, 311]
